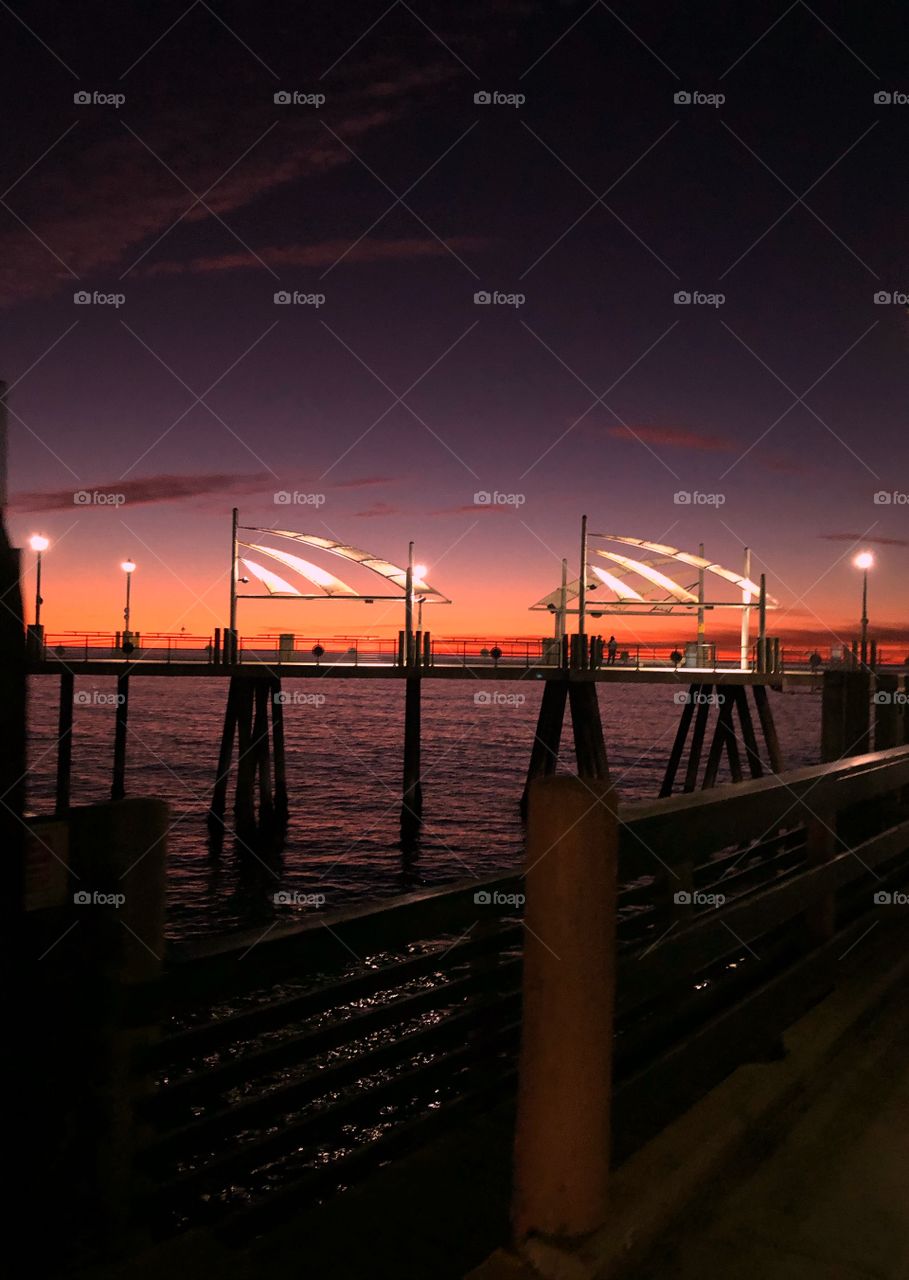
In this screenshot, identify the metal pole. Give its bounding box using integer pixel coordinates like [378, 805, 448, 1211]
[124, 570, 131, 637]
[578, 515, 588, 656]
[758, 573, 767, 670]
[229, 507, 238, 640]
[697, 542, 706, 665]
[405, 540, 414, 666]
[34, 549, 42, 628]
[557, 558, 568, 640]
[740, 546, 751, 671]
[861, 569, 869, 666]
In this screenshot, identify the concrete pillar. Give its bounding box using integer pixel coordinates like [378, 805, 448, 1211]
[513, 776, 618, 1242]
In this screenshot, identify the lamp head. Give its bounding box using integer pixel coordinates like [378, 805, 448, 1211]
[413, 563, 428, 580]
[29, 534, 49, 552]
[121, 558, 136, 574]
[854, 551, 874, 571]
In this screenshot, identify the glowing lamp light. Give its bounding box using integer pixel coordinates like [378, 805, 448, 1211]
[29, 534, 49, 552]
[121, 558, 136, 574]
[413, 563, 428, 580]
[854, 551, 874, 570]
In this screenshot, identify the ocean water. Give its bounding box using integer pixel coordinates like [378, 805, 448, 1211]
[25, 676, 822, 943]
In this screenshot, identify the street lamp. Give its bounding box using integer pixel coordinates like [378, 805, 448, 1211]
[853, 551, 874, 666]
[121, 558, 136, 645]
[29, 534, 49, 628]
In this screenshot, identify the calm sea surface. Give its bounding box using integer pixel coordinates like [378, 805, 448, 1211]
[25, 676, 822, 943]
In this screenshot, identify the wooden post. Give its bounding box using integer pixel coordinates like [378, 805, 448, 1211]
[270, 677, 289, 834]
[874, 674, 901, 750]
[67, 798, 168, 1249]
[252, 679, 275, 840]
[56, 671, 74, 814]
[568, 681, 609, 781]
[234, 679, 257, 842]
[753, 683, 784, 772]
[731, 685, 764, 778]
[513, 776, 618, 1242]
[110, 672, 130, 801]
[717, 691, 743, 782]
[208, 677, 239, 842]
[521, 680, 568, 817]
[684, 685, 712, 791]
[823, 670, 871, 760]
[659, 685, 699, 797]
[401, 675, 422, 841]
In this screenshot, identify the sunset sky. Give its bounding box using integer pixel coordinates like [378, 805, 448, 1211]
[2, 0, 907, 650]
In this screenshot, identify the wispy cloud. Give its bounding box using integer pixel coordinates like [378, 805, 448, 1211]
[144, 236, 488, 277]
[606, 425, 731, 452]
[354, 501, 401, 517]
[11, 471, 271, 511]
[820, 533, 909, 548]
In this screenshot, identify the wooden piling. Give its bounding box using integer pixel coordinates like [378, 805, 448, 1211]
[208, 677, 239, 841]
[568, 681, 609, 780]
[270, 677, 289, 833]
[732, 685, 764, 778]
[684, 685, 712, 791]
[401, 675, 422, 840]
[111, 672, 130, 801]
[753, 683, 784, 771]
[521, 681, 568, 817]
[56, 670, 74, 814]
[659, 685, 699, 797]
[252, 679, 275, 839]
[821, 670, 870, 761]
[513, 776, 618, 1242]
[234, 679, 257, 842]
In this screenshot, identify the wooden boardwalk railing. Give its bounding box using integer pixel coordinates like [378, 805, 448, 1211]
[112, 744, 909, 1251]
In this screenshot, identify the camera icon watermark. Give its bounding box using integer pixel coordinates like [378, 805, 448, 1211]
[474, 289, 525, 307]
[473, 889, 525, 906]
[274, 290, 326, 307]
[273, 690, 326, 707]
[874, 490, 909, 505]
[74, 90, 126, 108]
[473, 490, 526, 506]
[674, 690, 724, 706]
[73, 489, 126, 506]
[74, 889, 126, 906]
[273, 890, 327, 906]
[674, 90, 725, 107]
[673, 890, 726, 907]
[474, 90, 525, 108]
[674, 490, 726, 506]
[274, 90, 325, 107]
[74, 690, 126, 706]
[273, 490, 326, 506]
[673, 290, 725, 308]
[874, 291, 909, 305]
[874, 91, 909, 105]
[74, 290, 126, 308]
[474, 690, 525, 707]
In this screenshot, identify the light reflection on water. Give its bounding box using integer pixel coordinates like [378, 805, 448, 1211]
[25, 676, 820, 943]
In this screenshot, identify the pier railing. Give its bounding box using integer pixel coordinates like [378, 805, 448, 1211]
[33, 631, 909, 671]
[117, 743, 909, 1250]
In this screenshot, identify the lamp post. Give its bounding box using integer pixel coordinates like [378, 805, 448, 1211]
[413, 562, 428, 630]
[29, 534, 49, 628]
[121, 558, 136, 645]
[854, 551, 874, 667]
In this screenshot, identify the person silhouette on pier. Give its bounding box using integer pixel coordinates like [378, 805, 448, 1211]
[607, 635, 618, 665]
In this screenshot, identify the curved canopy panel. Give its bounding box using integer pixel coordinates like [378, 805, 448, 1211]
[589, 565, 644, 600]
[241, 558, 302, 597]
[595, 535, 777, 604]
[241, 543, 358, 596]
[595, 550, 699, 603]
[262, 529, 446, 600]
